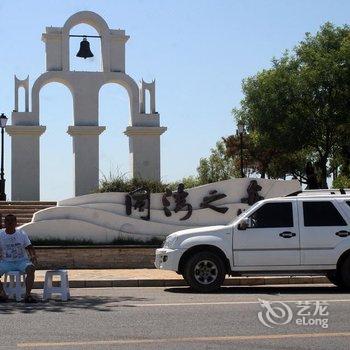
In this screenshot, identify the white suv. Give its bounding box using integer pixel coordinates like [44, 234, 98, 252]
[155, 193, 350, 292]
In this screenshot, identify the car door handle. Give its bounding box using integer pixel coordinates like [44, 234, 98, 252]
[335, 230, 350, 237]
[279, 231, 296, 238]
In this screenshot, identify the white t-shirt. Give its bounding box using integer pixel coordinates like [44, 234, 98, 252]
[0, 229, 31, 262]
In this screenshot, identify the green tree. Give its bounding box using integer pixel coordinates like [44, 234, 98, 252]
[197, 141, 237, 183]
[233, 22, 350, 188]
[333, 175, 350, 189]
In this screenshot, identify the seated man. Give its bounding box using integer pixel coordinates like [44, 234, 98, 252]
[0, 214, 38, 303]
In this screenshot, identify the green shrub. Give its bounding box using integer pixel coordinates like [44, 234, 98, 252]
[97, 172, 168, 193]
[97, 171, 204, 193]
[333, 175, 350, 189]
[32, 236, 164, 247]
[167, 176, 204, 191]
[111, 236, 163, 246]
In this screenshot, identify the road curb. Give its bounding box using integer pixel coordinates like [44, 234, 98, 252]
[33, 276, 330, 289]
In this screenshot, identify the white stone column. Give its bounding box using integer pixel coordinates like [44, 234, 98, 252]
[124, 126, 167, 181]
[67, 126, 106, 196]
[6, 126, 46, 200]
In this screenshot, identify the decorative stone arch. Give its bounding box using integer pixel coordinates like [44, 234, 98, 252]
[7, 11, 166, 200]
[99, 74, 140, 125]
[14, 75, 30, 112]
[61, 11, 111, 72]
[140, 79, 156, 114]
[31, 72, 74, 120]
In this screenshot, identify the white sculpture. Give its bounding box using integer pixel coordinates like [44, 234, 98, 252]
[7, 11, 167, 200]
[22, 179, 301, 243]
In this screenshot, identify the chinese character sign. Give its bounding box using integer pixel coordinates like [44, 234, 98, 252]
[200, 190, 228, 214]
[125, 187, 151, 221]
[162, 184, 192, 221]
[126, 184, 231, 222]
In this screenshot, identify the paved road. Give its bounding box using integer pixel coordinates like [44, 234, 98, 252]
[1, 284, 350, 349]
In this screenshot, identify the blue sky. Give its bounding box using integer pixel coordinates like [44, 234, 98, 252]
[0, 0, 349, 200]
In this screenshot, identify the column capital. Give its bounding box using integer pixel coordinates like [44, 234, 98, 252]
[6, 125, 46, 136]
[67, 125, 106, 136]
[124, 126, 167, 137]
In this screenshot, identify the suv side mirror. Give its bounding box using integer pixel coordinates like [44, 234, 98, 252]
[238, 218, 249, 230]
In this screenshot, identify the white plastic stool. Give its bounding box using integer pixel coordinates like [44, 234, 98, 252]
[3, 271, 26, 302]
[43, 270, 70, 301]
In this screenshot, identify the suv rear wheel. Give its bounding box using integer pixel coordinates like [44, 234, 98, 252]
[184, 251, 226, 292]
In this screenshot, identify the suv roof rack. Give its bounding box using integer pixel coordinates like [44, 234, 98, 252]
[286, 189, 350, 197]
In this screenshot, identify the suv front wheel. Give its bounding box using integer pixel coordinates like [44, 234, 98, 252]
[325, 270, 344, 288]
[184, 251, 226, 292]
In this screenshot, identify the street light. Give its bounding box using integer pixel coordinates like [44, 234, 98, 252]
[237, 121, 245, 178]
[0, 113, 8, 201]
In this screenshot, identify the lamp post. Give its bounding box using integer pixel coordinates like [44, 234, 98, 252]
[237, 121, 245, 178]
[0, 113, 8, 201]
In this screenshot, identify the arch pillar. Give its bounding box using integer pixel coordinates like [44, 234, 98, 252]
[67, 125, 106, 196]
[124, 126, 167, 180]
[6, 125, 46, 200]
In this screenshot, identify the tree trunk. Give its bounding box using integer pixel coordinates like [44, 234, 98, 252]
[319, 159, 329, 189]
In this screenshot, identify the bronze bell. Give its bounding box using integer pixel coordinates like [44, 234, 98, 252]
[76, 37, 94, 59]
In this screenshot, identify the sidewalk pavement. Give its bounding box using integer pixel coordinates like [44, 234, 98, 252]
[28, 269, 331, 288]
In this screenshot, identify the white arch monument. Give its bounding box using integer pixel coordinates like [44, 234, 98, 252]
[7, 11, 167, 200]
